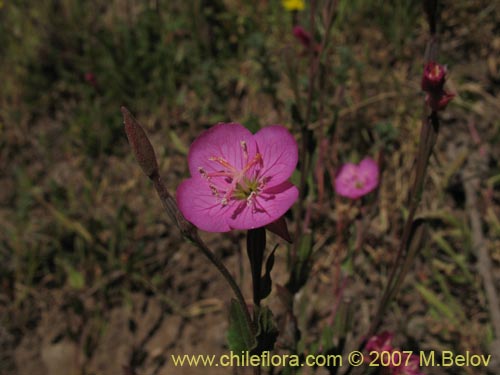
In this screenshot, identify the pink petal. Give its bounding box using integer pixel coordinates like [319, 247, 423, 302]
[334, 163, 359, 199]
[334, 157, 379, 199]
[176, 177, 235, 232]
[358, 157, 380, 192]
[365, 331, 394, 352]
[187, 123, 257, 177]
[229, 182, 299, 230]
[253, 126, 298, 187]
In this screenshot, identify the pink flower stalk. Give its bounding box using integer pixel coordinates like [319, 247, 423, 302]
[176, 123, 299, 232]
[334, 157, 379, 199]
[421, 61, 454, 111]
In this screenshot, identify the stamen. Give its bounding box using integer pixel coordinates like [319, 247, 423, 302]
[259, 176, 270, 189]
[209, 184, 219, 197]
[240, 141, 248, 161]
[204, 151, 267, 208]
[198, 167, 209, 179]
[242, 153, 263, 174]
[209, 156, 236, 172]
[246, 191, 257, 207]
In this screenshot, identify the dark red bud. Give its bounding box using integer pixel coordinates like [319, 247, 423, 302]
[421, 61, 446, 92]
[421, 62, 454, 112]
[426, 91, 455, 112]
[121, 106, 159, 178]
[293, 25, 313, 48]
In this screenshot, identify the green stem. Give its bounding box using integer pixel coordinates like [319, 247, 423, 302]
[366, 113, 438, 338]
[247, 228, 266, 308]
[247, 228, 266, 375]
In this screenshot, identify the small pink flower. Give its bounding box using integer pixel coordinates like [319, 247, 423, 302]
[365, 331, 394, 353]
[421, 61, 455, 112]
[334, 157, 379, 199]
[176, 123, 299, 232]
[365, 331, 394, 365]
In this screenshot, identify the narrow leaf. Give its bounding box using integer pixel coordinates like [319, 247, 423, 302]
[227, 299, 257, 352]
[260, 245, 278, 300]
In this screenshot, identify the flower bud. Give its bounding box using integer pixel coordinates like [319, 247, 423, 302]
[293, 26, 312, 48]
[421, 61, 446, 92]
[421, 62, 455, 112]
[121, 106, 159, 178]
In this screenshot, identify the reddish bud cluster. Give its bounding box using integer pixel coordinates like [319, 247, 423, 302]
[293, 26, 321, 55]
[421, 61, 454, 112]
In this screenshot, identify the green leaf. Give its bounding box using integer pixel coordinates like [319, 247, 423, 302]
[227, 299, 257, 352]
[415, 284, 459, 325]
[260, 245, 278, 300]
[286, 232, 313, 294]
[67, 265, 85, 290]
[169, 130, 188, 155]
[253, 306, 279, 354]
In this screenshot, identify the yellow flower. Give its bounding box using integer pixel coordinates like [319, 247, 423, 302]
[282, 0, 305, 11]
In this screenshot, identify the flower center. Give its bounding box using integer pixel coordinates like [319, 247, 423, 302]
[198, 140, 266, 207]
[354, 179, 365, 189]
[233, 177, 260, 200]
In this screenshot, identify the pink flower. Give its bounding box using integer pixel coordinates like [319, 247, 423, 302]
[176, 123, 299, 232]
[365, 331, 394, 365]
[365, 331, 394, 353]
[421, 61, 455, 112]
[364, 332, 425, 375]
[334, 157, 379, 199]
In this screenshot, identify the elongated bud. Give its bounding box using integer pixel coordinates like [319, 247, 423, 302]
[121, 106, 159, 178]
